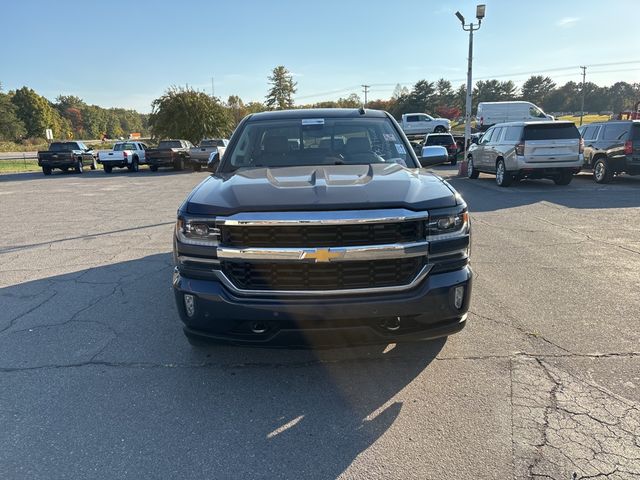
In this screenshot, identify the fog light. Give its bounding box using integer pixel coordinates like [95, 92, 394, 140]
[454, 286, 465, 310]
[184, 294, 195, 317]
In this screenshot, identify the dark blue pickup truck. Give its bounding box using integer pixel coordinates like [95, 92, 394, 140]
[172, 108, 472, 347]
[37, 141, 97, 175]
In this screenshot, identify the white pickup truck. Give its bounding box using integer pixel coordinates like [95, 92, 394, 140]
[400, 113, 451, 138]
[188, 139, 229, 171]
[98, 141, 148, 173]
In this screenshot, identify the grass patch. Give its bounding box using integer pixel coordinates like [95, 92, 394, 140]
[0, 159, 41, 173]
[558, 114, 611, 125]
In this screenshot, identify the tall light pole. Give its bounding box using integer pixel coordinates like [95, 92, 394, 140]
[455, 4, 485, 176]
[362, 84, 370, 108]
[579, 66, 587, 126]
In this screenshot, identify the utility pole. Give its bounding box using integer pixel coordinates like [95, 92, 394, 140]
[455, 5, 486, 177]
[579, 66, 587, 126]
[361, 85, 370, 108]
[211, 76, 215, 99]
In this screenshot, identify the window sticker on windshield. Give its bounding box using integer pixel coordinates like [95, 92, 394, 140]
[301, 118, 325, 126]
[395, 143, 407, 154]
[383, 133, 396, 141]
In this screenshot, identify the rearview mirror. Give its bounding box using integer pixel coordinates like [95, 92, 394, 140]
[419, 145, 449, 167]
[207, 152, 220, 172]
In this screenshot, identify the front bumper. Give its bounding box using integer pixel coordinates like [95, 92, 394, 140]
[173, 266, 472, 346]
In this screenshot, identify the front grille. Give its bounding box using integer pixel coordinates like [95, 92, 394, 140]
[220, 221, 425, 248]
[221, 257, 425, 291]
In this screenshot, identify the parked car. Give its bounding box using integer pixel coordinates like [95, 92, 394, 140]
[477, 101, 554, 131]
[145, 140, 192, 172]
[466, 121, 583, 187]
[173, 108, 471, 347]
[578, 120, 640, 183]
[424, 133, 458, 165]
[37, 141, 97, 175]
[98, 141, 148, 173]
[189, 139, 229, 171]
[400, 113, 450, 138]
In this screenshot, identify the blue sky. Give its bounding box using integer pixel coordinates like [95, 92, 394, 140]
[1, 0, 638, 113]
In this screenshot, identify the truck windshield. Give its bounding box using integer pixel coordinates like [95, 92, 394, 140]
[158, 141, 182, 148]
[49, 142, 77, 151]
[225, 117, 416, 170]
[114, 143, 137, 151]
[426, 134, 454, 146]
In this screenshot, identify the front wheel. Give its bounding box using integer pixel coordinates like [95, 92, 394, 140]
[554, 171, 573, 185]
[495, 159, 512, 187]
[42, 166, 52, 176]
[434, 126, 446, 133]
[75, 158, 84, 174]
[467, 157, 479, 179]
[128, 158, 139, 172]
[593, 158, 613, 184]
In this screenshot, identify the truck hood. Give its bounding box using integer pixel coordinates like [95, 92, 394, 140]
[185, 164, 459, 215]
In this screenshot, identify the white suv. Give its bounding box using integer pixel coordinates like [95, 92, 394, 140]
[466, 121, 583, 187]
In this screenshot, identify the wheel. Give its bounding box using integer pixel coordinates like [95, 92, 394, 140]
[450, 158, 458, 166]
[75, 158, 83, 174]
[90, 158, 97, 170]
[193, 163, 202, 172]
[150, 165, 158, 172]
[593, 158, 613, 184]
[174, 157, 184, 171]
[104, 165, 112, 174]
[42, 166, 52, 176]
[434, 126, 446, 133]
[129, 157, 139, 172]
[554, 171, 573, 185]
[467, 157, 479, 179]
[495, 159, 512, 187]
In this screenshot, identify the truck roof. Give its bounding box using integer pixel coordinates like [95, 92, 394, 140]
[493, 121, 576, 127]
[248, 108, 388, 121]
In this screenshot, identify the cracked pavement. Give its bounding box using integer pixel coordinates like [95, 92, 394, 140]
[1, 167, 639, 479]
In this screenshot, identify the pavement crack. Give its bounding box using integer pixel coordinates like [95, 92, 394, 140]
[0, 290, 58, 334]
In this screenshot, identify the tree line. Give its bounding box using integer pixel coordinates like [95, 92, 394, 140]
[2, 67, 639, 145]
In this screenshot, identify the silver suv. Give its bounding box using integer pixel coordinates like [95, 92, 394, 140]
[466, 121, 583, 187]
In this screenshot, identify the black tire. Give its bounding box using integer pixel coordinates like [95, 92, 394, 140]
[467, 157, 479, 179]
[554, 171, 573, 185]
[42, 166, 52, 176]
[104, 165, 112, 174]
[434, 126, 446, 133]
[495, 159, 512, 187]
[593, 157, 613, 184]
[150, 165, 158, 172]
[174, 157, 184, 171]
[75, 158, 83, 174]
[450, 157, 458, 166]
[129, 157, 139, 172]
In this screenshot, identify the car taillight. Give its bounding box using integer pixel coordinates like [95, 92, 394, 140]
[579, 138, 584, 154]
[515, 143, 525, 156]
[624, 140, 633, 155]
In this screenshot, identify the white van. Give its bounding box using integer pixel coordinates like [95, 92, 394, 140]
[477, 101, 554, 131]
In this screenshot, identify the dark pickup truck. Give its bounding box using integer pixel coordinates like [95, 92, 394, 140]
[172, 108, 472, 347]
[37, 141, 97, 175]
[146, 139, 193, 172]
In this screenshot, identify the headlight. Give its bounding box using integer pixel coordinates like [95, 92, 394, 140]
[427, 206, 469, 240]
[176, 216, 220, 246]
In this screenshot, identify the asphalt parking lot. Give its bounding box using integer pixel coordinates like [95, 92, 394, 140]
[1, 167, 639, 479]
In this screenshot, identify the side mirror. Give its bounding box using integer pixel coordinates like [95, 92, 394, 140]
[419, 145, 449, 167]
[207, 152, 220, 172]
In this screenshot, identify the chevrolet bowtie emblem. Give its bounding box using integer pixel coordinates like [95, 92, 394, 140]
[302, 248, 343, 263]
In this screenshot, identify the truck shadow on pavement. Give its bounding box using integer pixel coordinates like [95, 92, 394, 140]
[0, 253, 445, 479]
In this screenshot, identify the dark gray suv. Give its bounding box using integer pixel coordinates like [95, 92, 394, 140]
[578, 121, 640, 183]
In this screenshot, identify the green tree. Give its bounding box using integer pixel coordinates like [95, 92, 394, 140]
[265, 66, 297, 110]
[434, 78, 455, 107]
[11, 87, 64, 138]
[0, 91, 26, 141]
[149, 86, 232, 143]
[520, 76, 556, 107]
